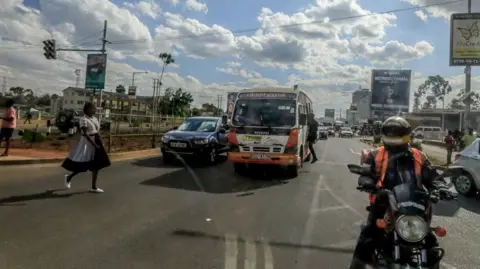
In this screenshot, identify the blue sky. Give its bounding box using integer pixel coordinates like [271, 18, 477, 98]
[3, 0, 480, 114]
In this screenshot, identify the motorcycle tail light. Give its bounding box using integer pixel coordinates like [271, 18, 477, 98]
[433, 226, 447, 237]
[376, 219, 387, 229]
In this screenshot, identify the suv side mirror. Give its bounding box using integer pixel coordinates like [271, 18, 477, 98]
[219, 128, 226, 134]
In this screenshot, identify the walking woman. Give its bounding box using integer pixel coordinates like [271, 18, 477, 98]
[62, 102, 110, 193]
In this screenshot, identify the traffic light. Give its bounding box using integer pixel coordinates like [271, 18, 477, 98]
[43, 39, 56, 59]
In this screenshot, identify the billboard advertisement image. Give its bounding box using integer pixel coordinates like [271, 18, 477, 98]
[226, 92, 238, 118]
[324, 108, 335, 119]
[450, 13, 480, 66]
[370, 69, 411, 113]
[85, 54, 107, 89]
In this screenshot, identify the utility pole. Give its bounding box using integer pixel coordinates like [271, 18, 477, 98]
[98, 20, 108, 123]
[1, 76, 6, 95]
[464, 0, 472, 130]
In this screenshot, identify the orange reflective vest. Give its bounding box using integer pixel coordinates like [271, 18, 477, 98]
[368, 146, 423, 205]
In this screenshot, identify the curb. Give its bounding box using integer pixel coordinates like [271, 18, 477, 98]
[0, 148, 160, 166]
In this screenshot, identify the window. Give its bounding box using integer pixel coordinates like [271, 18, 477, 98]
[77, 101, 84, 105]
[70, 100, 74, 104]
[64, 100, 68, 104]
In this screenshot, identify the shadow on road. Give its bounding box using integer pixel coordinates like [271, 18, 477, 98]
[132, 156, 228, 169]
[140, 164, 289, 194]
[0, 189, 89, 205]
[171, 229, 354, 254]
[456, 195, 480, 215]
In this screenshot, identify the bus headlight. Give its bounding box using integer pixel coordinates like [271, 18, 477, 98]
[395, 215, 428, 243]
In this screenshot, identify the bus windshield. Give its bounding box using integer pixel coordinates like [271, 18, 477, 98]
[232, 98, 296, 127]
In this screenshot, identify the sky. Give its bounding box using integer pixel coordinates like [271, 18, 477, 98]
[1, 0, 480, 116]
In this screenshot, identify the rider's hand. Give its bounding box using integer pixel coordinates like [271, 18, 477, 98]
[437, 187, 457, 200]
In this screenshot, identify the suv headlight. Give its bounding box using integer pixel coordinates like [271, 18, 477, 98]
[193, 138, 208, 144]
[162, 135, 172, 142]
[395, 215, 428, 243]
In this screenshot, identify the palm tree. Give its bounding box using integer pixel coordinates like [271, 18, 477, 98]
[153, 53, 175, 122]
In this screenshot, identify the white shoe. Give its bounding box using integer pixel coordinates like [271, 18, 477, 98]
[90, 188, 104, 193]
[64, 175, 71, 189]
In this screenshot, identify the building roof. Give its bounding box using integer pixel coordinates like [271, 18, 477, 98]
[62, 87, 152, 101]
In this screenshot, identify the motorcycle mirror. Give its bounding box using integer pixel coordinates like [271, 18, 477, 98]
[347, 164, 364, 175]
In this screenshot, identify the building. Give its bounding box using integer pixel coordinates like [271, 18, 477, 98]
[408, 108, 480, 131]
[346, 88, 371, 124]
[61, 87, 153, 116]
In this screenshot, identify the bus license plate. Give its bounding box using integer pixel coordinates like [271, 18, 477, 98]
[251, 154, 270, 160]
[243, 136, 262, 142]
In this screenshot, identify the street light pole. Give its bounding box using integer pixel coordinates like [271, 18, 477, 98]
[464, 0, 472, 129]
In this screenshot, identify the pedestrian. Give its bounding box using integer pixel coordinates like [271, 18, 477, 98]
[24, 110, 32, 124]
[461, 128, 476, 149]
[444, 130, 454, 165]
[307, 113, 318, 163]
[61, 102, 110, 193]
[0, 99, 16, 157]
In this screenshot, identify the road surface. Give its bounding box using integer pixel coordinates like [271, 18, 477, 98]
[0, 138, 478, 269]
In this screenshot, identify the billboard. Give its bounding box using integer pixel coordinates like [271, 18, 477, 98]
[85, 54, 107, 89]
[450, 13, 480, 66]
[324, 108, 335, 119]
[226, 92, 238, 118]
[128, 86, 137, 99]
[370, 69, 411, 113]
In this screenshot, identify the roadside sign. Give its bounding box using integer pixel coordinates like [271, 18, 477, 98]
[450, 13, 480, 66]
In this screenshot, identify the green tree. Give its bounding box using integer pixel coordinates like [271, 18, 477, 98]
[157, 88, 194, 116]
[8, 86, 34, 104]
[200, 103, 223, 116]
[448, 89, 480, 110]
[414, 75, 452, 110]
[115, 84, 126, 94]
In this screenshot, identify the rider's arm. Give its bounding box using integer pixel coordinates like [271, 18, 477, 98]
[420, 152, 448, 190]
[358, 151, 377, 187]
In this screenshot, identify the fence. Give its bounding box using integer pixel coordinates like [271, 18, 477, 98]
[104, 113, 187, 134]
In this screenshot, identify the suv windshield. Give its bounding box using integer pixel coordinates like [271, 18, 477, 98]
[232, 98, 296, 127]
[177, 119, 218, 132]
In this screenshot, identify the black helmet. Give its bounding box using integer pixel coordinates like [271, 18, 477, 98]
[381, 116, 411, 146]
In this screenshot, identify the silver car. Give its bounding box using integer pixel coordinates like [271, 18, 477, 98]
[451, 138, 480, 197]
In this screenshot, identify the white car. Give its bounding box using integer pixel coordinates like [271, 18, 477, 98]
[451, 138, 480, 197]
[339, 127, 353, 138]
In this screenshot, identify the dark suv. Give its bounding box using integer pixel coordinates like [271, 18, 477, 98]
[160, 116, 230, 164]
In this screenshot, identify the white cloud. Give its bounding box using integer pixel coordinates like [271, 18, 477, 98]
[406, 0, 480, 21]
[415, 10, 428, 21]
[185, 0, 208, 13]
[0, 0, 469, 114]
[123, 1, 162, 19]
[216, 67, 262, 79]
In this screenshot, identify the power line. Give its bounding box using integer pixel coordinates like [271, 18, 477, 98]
[0, 0, 464, 52]
[108, 0, 464, 46]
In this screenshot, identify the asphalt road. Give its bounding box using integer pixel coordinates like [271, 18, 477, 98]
[0, 138, 479, 269]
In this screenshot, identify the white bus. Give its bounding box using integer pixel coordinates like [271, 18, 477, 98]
[227, 87, 314, 177]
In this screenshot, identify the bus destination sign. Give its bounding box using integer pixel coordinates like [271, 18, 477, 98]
[238, 92, 296, 99]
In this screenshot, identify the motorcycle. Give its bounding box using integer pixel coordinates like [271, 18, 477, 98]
[347, 163, 460, 269]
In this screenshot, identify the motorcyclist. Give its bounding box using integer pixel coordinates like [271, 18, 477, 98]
[350, 116, 455, 269]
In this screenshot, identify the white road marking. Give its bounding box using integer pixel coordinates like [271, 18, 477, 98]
[321, 182, 365, 219]
[440, 261, 457, 269]
[296, 175, 325, 269]
[262, 239, 274, 269]
[311, 205, 350, 213]
[349, 148, 361, 155]
[225, 233, 238, 269]
[244, 238, 257, 269]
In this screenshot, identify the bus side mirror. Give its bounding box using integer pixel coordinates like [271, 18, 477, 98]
[299, 114, 307, 125]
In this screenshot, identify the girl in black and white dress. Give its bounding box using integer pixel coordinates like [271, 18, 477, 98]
[62, 102, 111, 193]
